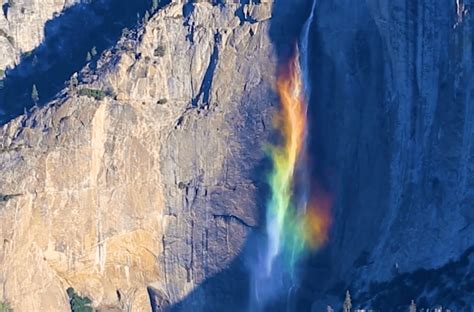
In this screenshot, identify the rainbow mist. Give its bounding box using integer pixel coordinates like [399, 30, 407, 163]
[265, 50, 331, 275]
[251, 0, 331, 309]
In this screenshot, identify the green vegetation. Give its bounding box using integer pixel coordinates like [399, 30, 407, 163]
[77, 87, 115, 101]
[156, 98, 168, 105]
[31, 84, 39, 104]
[154, 45, 165, 57]
[0, 301, 11, 312]
[325, 291, 453, 312]
[151, 0, 159, 12]
[144, 10, 150, 23]
[78, 88, 106, 100]
[0, 69, 4, 77]
[67, 288, 93, 312]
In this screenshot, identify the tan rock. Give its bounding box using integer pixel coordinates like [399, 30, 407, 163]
[0, 0, 78, 70]
[0, 2, 276, 311]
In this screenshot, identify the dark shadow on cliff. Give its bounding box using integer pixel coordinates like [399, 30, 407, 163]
[268, 0, 312, 63]
[159, 1, 314, 312]
[354, 245, 474, 311]
[160, 98, 273, 312]
[292, 0, 393, 309]
[158, 1, 471, 311]
[0, 0, 166, 124]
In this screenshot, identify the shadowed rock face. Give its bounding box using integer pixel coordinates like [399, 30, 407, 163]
[297, 0, 474, 309]
[0, 0, 79, 71]
[357, 246, 474, 310]
[0, 0, 153, 123]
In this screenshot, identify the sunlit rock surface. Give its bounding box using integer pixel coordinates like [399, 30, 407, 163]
[0, 2, 275, 310]
[0, 0, 78, 71]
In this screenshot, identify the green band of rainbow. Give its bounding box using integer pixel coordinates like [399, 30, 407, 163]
[265, 49, 331, 274]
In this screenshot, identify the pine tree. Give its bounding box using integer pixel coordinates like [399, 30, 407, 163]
[31, 84, 39, 104]
[32, 55, 38, 67]
[86, 52, 92, 62]
[144, 10, 150, 22]
[67, 287, 93, 312]
[91, 46, 97, 57]
[151, 0, 159, 12]
[69, 74, 79, 92]
[409, 300, 416, 312]
[343, 290, 352, 312]
[71, 75, 78, 87]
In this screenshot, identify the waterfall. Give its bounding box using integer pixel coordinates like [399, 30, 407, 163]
[301, 0, 317, 101]
[250, 1, 330, 311]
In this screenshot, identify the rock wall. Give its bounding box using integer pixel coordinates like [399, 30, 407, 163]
[0, 2, 275, 311]
[305, 0, 473, 306]
[1, 0, 472, 310]
[366, 0, 473, 279]
[0, 0, 78, 72]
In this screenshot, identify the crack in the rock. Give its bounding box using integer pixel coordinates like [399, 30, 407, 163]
[213, 213, 255, 228]
[0, 193, 22, 202]
[191, 32, 220, 108]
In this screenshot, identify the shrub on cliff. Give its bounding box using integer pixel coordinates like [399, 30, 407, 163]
[157, 98, 167, 105]
[78, 88, 106, 101]
[151, 0, 159, 12]
[0, 301, 12, 312]
[154, 45, 165, 57]
[67, 287, 93, 312]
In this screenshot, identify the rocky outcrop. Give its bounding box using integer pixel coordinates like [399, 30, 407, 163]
[0, 2, 275, 311]
[0, 0, 78, 71]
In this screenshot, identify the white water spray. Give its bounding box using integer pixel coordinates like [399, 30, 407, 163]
[287, 0, 317, 299]
[250, 1, 318, 311]
[301, 0, 317, 101]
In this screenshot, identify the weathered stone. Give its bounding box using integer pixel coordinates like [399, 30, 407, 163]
[0, 0, 78, 71]
[0, 2, 275, 311]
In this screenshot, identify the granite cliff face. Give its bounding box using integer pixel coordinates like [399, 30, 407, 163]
[0, 0, 78, 71]
[0, 2, 274, 311]
[0, 0, 473, 311]
[304, 0, 474, 309]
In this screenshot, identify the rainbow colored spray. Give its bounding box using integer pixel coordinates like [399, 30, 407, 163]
[264, 49, 332, 277]
[251, 2, 331, 308]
